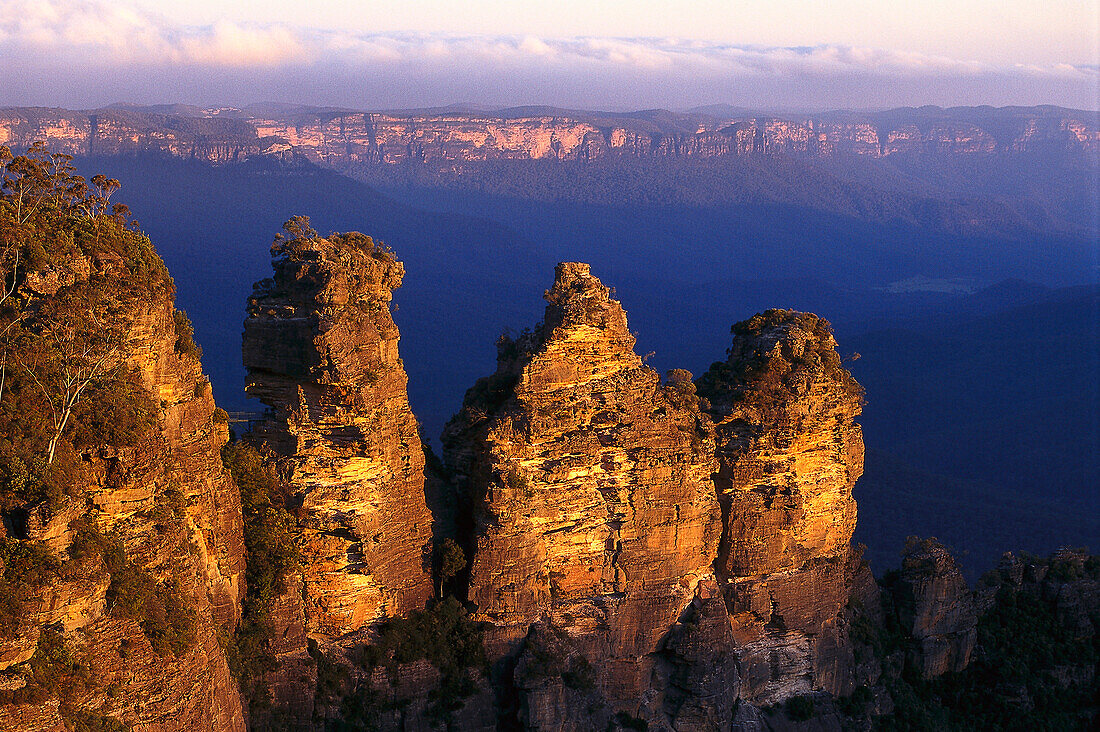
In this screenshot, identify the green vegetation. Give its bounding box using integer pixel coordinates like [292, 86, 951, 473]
[0, 143, 168, 514]
[71, 711, 131, 732]
[521, 625, 596, 692]
[18, 625, 90, 702]
[834, 685, 874, 717]
[2, 625, 131, 729]
[783, 695, 816, 721]
[0, 538, 59, 636]
[695, 309, 863, 424]
[3, 625, 113, 727]
[220, 441, 299, 708]
[614, 711, 649, 731]
[300, 599, 487, 729]
[172, 309, 202, 360]
[71, 519, 195, 657]
[435, 538, 466, 598]
[354, 598, 487, 725]
[272, 215, 395, 264]
[865, 551, 1100, 731]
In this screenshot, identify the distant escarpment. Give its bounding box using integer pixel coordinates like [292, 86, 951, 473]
[1, 105, 1095, 170]
[0, 148, 245, 730]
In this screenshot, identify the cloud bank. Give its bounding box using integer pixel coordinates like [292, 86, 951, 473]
[1, 0, 1096, 110]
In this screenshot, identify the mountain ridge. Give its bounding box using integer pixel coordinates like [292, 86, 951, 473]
[2, 104, 1097, 167]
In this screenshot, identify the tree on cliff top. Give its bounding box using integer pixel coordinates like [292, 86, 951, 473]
[271, 215, 396, 264]
[0, 143, 161, 507]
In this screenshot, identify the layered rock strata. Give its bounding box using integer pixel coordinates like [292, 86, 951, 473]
[891, 537, 977, 678]
[443, 263, 722, 716]
[3, 106, 1095, 168]
[0, 109, 262, 161]
[243, 231, 434, 637]
[0, 254, 246, 730]
[696, 310, 866, 705]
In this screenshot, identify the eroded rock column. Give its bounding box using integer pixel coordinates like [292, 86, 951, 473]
[696, 309, 866, 705]
[243, 231, 434, 637]
[443, 262, 721, 711]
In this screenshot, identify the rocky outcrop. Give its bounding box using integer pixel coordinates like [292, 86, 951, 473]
[890, 537, 977, 678]
[696, 310, 865, 706]
[653, 579, 740, 729]
[0, 254, 246, 729]
[443, 263, 722, 717]
[243, 230, 434, 637]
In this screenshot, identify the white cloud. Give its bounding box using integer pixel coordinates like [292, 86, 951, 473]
[0, 0, 1095, 109]
[175, 21, 307, 66]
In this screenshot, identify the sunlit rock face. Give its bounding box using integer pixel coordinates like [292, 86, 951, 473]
[243, 232, 434, 638]
[4, 107, 1096, 171]
[0, 254, 246, 731]
[249, 111, 1100, 164]
[443, 262, 722, 711]
[697, 309, 866, 705]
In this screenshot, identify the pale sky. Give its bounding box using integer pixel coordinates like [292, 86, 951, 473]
[1, 0, 1097, 111]
[143, 0, 1099, 66]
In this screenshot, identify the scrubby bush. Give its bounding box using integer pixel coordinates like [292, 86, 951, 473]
[356, 598, 486, 723]
[220, 441, 299, 705]
[71, 711, 131, 732]
[172, 309, 202, 359]
[695, 309, 863, 423]
[784, 695, 815, 721]
[435, 538, 466, 598]
[71, 519, 194, 656]
[0, 538, 61, 636]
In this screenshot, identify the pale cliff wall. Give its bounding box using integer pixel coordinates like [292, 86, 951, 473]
[2, 106, 1095, 168]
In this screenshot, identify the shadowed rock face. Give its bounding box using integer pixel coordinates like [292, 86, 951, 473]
[243, 233, 434, 638]
[696, 309, 866, 705]
[894, 537, 978, 678]
[443, 262, 721, 710]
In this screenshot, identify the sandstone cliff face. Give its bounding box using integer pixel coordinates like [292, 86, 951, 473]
[0, 109, 263, 162]
[891, 538, 977, 678]
[696, 310, 865, 706]
[443, 263, 721, 715]
[248, 110, 1100, 165]
[242, 231, 434, 639]
[3, 107, 1096, 170]
[0, 255, 246, 730]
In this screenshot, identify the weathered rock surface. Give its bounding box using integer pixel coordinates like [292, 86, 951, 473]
[696, 310, 866, 705]
[443, 262, 721, 715]
[652, 579, 740, 729]
[3, 106, 1095, 169]
[892, 537, 977, 678]
[243, 230, 435, 639]
[0, 257, 246, 729]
